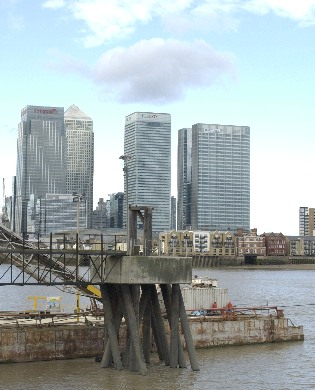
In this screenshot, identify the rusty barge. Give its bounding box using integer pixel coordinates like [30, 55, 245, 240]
[0, 302, 304, 363]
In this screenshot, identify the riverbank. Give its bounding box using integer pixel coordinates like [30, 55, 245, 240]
[204, 264, 315, 270]
[192, 255, 315, 268]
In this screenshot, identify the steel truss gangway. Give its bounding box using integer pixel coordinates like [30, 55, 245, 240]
[0, 224, 127, 299]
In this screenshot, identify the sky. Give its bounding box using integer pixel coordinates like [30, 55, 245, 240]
[1, 0, 315, 235]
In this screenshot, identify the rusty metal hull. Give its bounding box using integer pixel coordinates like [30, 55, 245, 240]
[0, 315, 303, 363]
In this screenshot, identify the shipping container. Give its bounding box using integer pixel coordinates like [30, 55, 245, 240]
[181, 287, 230, 311]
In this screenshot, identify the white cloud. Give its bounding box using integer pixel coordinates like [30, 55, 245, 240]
[243, 0, 315, 25]
[92, 38, 235, 103]
[43, 0, 315, 47]
[42, 0, 65, 9]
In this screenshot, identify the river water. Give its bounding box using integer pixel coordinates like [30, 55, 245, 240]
[0, 267, 314, 390]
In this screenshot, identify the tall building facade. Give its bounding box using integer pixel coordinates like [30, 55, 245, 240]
[124, 112, 171, 232]
[190, 123, 250, 232]
[108, 192, 124, 228]
[15, 106, 66, 234]
[93, 198, 107, 231]
[27, 193, 87, 235]
[177, 128, 192, 230]
[299, 207, 315, 236]
[64, 105, 94, 229]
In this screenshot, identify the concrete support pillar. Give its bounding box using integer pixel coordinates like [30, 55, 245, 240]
[139, 285, 152, 364]
[101, 303, 123, 368]
[178, 288, 199, 371]
[100, 284, 122, 371]
[120, 284, 147, 375]
[150, 303, 164, 361]
[142, 298, 151, 364]
[151, 284, 170, 366]
[160, 284, 186, 368]
[170, 284, 180, 368]
[130, 285, 140, 372]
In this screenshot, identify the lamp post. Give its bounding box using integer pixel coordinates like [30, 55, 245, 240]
[119, 155, 131, 254]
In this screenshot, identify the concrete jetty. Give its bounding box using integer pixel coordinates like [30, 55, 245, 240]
[95, 254, 198, 375]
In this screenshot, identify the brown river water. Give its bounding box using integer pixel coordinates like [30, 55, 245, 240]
[0, 267, 314, 390]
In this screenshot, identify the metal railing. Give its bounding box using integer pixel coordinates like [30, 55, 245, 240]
[0, 224, 126, 296]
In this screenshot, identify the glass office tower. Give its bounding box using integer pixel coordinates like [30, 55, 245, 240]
[177, 128, 192, 230]
[124, 112, 171, 232]
[191, 123, 250, 233]
[27, 193, 87, 235]
[15, 106, 66, 234]
[64, 105, 94, 229]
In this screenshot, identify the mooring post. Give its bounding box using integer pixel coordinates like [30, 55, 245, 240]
[100, 284, 123, 371]
[160, 284, 186, 368]
[178, 289, 199, 371]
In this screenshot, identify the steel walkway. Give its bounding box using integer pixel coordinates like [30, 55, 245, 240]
[0, 223, 126, 298]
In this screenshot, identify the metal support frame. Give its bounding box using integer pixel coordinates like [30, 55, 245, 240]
[99, 282, 199, 375]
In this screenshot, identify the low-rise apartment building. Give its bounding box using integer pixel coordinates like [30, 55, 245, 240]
[262, 232, 286, 256]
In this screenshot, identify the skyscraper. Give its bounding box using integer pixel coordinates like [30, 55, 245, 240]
[124, 112, 171, 232]
[177, 128, 192, 230]
[186, 123, 250, 232]
[64, 105, 94, 228]
[15, 106, 66, 234]
[108, 192, 124, 228]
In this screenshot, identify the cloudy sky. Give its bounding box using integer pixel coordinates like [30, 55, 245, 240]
[1, 0, 315, 235]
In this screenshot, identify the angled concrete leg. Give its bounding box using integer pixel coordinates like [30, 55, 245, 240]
[142, 298, 151, 364]
[170, 284, 180, 368]
[101, 302, 123, 368]
[114, 286, 130, 367]
[178, 289, 199, 371]
[139, 285, 152, 364]
[151, 284, 170, 366]
[122, 332, 131, 367]
[130, 285, 140, 372]
[100, 284, 122, 371]
[120, 284, 147, 375]
[150, 303, 164, 361]
[160, 284, 186, 368]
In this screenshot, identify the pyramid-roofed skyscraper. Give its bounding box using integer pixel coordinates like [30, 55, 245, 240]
[65, 105, 94, 229]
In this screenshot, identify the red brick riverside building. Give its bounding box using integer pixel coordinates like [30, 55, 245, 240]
[261, 232, 286, 256]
